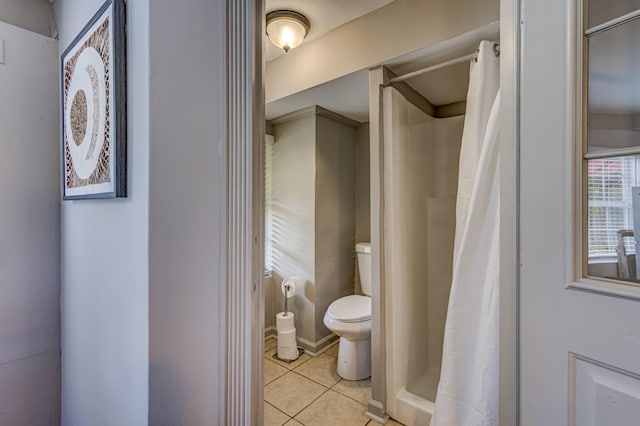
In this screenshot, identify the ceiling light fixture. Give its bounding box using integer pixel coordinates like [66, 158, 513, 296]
[266, 10, 310, 53]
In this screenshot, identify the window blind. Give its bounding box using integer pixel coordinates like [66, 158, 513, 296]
[264, 137, 274, 275]
[587, 156, 639, 259]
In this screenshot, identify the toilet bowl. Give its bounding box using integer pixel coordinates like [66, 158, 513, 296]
[323, 242, 372, 381]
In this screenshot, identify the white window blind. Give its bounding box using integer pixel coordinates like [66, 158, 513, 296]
[264, 135, 274, 275]
[587, 156, 639, 259]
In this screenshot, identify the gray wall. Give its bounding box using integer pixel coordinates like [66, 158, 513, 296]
[54, 0, 149, 424]
[0, 21, 60, 425]
[355, 123, 371, 244]
[271, 114, 317, 344]
[270, 108, 357, 349]
[314, 115, 357, 341]
[355, 122, 371, 294]
[148, 0, 225, 422]
[0, 0, 54, 36]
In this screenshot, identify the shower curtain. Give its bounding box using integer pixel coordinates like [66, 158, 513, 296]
[431, 41, 500, 426]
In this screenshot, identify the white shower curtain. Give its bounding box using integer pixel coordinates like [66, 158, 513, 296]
[431, 41, 501, 426]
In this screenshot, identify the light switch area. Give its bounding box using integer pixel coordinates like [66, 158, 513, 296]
[0, 38, 5, 64]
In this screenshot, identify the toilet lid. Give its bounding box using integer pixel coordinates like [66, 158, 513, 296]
[327, 295, 371, 323]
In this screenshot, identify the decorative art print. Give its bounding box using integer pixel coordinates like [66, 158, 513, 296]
[61, 0, 126, 199]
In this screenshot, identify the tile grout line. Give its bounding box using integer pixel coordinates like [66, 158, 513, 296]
[264, 400, 292, 423]
[329, 381, 371, 407]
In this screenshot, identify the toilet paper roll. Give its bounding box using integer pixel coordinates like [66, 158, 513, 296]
[277, 329, 299, 361]
[277, 329, 297, 347]
[281, 277, 300, 298]
[278, 344, 299, 361]
[276, 312, 295, 332]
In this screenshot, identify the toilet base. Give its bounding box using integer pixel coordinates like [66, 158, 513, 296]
[336, 336, 371, 380]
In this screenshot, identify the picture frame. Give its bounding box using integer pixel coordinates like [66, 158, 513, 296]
[61, 0, 126, 200]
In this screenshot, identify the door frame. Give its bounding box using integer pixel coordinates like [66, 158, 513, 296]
[224, 0, 521, 424]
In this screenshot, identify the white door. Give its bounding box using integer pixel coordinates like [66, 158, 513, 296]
[0, 22, 60, 424]
[519, 0, 640, 425]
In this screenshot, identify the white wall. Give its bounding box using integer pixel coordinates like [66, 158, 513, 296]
[266, 0, 499, 103]
[55, 0, 228, 422]
[54, 0, 149, 424]
[384, 89, 463, 408]
[0, 21, 60, 425]
[0, 0, 54, 36]
[147, 0, 226, 422]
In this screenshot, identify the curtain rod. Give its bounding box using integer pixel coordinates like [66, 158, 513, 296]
[388, 43, 500, 85]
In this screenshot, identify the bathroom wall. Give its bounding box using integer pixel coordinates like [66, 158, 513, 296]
[314, 115, 357, 341]
[355, 123, 371, 244]
[271, 113, 317, 346]
[0, 21, 60, 425]
[0, 0, 54, 36]
[355, 123, 371, 294]
[270, 107, 358, 351]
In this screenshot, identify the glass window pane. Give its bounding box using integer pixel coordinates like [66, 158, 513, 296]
[588, 0, 640, 28]
[586, 155, 640, 283]
[587, 19, 640, 153]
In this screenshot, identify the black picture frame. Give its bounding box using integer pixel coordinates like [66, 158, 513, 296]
[61, 0, 127, 200]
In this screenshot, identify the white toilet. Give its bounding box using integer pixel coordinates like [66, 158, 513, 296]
[323, 242, 372, 381]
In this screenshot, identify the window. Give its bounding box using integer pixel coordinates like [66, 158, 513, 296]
[582, 1, 640, 283]
[587, 157, 639, 260]
[264, 135, 274, 275]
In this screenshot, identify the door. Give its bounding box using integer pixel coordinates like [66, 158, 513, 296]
[519, 0, 640, 425]
[0, 22, 60, 424]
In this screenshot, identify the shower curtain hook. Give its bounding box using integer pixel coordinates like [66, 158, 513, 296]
[493, 43, 500, 57]
[474, 47, 479, 62]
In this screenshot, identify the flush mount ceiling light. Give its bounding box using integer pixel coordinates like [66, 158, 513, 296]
[266, 10, 311, 53]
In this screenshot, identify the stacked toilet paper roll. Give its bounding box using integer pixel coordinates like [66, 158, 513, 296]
[277, 312, 298, 361]
[277, 276, 301, 361]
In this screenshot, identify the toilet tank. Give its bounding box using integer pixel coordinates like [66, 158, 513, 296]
[356, 242, 372, 296]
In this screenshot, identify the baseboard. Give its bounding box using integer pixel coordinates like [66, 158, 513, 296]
[297, 333, 339, 356]
[366, 399, 389, 424]
[266, 330, 339, 356]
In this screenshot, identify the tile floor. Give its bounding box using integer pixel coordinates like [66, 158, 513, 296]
[263, 338, 405, 426]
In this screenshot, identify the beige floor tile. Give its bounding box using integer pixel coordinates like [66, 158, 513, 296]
[264, 402, 290, 426]
[295, 390, 369, 426]
[324, 342, 339, 358]
[265, 348, 311, 370]
[332, 377, 372, 405]
[294, 354, 341, 387]
[284, 420, 303, 426]
[385, 419, 405, 425]
[265, 358, 289, 385]
[264, 372, 327, 417]
[265, 338, 278, 352]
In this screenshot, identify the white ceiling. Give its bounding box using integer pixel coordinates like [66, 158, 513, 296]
[266, 22, 500, 123]
[265, 0, 394, 62]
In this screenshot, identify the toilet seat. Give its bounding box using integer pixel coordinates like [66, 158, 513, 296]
[326, 295, 371, 323]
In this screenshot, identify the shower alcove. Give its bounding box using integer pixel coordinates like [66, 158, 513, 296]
[372, 23, 500, 426]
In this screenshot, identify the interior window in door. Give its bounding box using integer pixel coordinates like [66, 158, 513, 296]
[584, 2, 640, 284]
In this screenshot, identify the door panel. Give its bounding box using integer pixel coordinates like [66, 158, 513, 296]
[519, 0, 640, 425]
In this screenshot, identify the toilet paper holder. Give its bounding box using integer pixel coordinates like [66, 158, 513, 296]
[283, 283, 291, 315]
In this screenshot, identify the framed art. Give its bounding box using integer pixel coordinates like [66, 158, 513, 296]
[61, 0, 126, 199]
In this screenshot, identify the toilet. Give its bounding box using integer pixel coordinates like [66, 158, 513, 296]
[323, 242, 372, 381]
